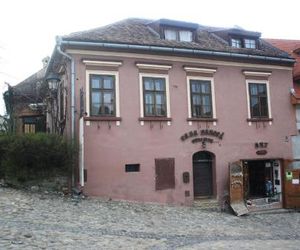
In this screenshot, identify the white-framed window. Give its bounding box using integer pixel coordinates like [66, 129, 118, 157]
[245, 79, 272, 121]
[164, 29, 193, 42]
[179, 30, 193, 42]
[244, 39, 256, 49]
[85, 70, 120, 118]
[186, 76, 217, 121]
[164, 29, 177, 41]
[231, 38, 242, 48]
[139, 73, 171, 122]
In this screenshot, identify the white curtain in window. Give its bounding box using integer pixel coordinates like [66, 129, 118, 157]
[164, 30, 177, 40]
[179, 31, 192, 42]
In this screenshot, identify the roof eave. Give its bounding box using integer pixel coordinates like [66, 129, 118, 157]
[60, 39, 295, 66]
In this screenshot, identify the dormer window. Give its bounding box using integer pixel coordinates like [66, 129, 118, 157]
[244, 39, 256, 49]
[230, 37, 257, 49]
[164, 29, 177, 41]
[231, 38, 242, 48]
[164, 29, 193, 42]
[179, 30, 193, 42]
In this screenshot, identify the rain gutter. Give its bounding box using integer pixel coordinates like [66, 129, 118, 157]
[60, 40, 295, 64]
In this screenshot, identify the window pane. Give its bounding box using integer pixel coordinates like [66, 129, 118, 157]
[251, 96, 259, 117]
[245, 39, 256, 49]
[251, 96, 258, 107]
[231, 38, 242, 48]
[145, 104, 155, 115]
[92, 92, 101, 103]
[192, 106, 201, 117]
[156, 94, 165, 105]
[249, 84, 258, 95]
[203, 106, 212, 117]
[105, 104, 114, 115]
[91, 103, 101, 115]
[191, 81, 201, 93]
[144, 78, 154, 90]
[179, 30, 192, 42]
[260, 96, 267, 106]
[164, 29, 177, 40]
[252, 106, 260, 117]
[103, 92, 114, 104]
[201, 82, 211, 94]
[103, 76, 114, 89]
[155, 79, 165, 91]
[156, 105, 166, 116]
[258, 84, 266, 94]
[261, 105, 268, 117]
[145, 93, 154, 104]
[192, 95, 201, 105]
[202, 95, 211, 106]
[91, 77, 101, 89]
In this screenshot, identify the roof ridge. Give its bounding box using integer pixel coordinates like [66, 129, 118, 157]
[64, 18, 152, 38]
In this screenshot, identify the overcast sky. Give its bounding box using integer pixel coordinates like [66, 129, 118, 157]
[1, 0, 300, 115]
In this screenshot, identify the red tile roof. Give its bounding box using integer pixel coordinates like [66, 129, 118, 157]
[264, 39, 300, 80]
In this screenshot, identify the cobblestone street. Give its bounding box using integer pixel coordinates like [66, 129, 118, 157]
[1, 187, 300, 249]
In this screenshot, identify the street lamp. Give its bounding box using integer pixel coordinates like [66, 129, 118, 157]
[46, 72, 60, 91]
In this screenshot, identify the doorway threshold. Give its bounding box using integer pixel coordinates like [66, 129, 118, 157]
[246, 197, 282, 212]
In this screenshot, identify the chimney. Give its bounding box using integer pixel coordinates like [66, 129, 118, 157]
[42, 56, 50, 68]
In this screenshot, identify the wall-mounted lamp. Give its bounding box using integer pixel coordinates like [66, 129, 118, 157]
[46, 72, 60, 91]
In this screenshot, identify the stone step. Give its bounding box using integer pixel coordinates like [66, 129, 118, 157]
[193, 198, 220, 211]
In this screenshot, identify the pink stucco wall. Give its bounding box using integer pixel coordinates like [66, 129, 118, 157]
[70, 52, 296, 205]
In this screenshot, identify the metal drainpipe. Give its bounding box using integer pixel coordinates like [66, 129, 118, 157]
[56, 37, 76, 187]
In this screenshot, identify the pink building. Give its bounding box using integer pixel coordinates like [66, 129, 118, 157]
[47, 19, 296, 209]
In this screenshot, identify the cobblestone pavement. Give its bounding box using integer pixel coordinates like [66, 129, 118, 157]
[1, 187, 300, 249]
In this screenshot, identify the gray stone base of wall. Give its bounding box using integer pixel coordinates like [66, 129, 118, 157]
[1, 176, 70, 194]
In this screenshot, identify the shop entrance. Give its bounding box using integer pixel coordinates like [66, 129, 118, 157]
[193, 151, 214, 197]
[248, 160, 273, 197]
[229, 160, 282, 214]
[244, 160, 273, 198]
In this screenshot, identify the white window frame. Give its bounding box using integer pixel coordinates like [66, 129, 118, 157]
[245, 79, 272, 125]
[139, 73, 171, 125]
[231, 38, 242, 48]
[179, 30, 193, 42]
[244, 39, 256, 49]
[186, 76, 217, 125]
[85, 70, 120, 125]
[164, 29, 177, 41]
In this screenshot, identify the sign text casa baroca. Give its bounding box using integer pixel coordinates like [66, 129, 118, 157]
[180, 129, 224, 146]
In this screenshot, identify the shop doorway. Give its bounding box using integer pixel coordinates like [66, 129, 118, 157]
[243, 159, 282, 201]
[249, 160, 273, 197]
[193, 151, 214, 197]
[229, 160, 282, 214]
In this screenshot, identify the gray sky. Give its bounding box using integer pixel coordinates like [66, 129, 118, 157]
[1, 0, 300, 115]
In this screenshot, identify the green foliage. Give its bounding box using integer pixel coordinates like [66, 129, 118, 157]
[0, 133, 75, 183]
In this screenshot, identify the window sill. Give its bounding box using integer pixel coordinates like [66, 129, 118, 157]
[187, 118, 218, 122]
[84, 116, 122, 122]
[247, 118, 273, 122]
[139, 117, 172, 122]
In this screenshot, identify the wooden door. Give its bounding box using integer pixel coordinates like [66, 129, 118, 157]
[283, 159, 300, 208]
[193, 161, 213, 197]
